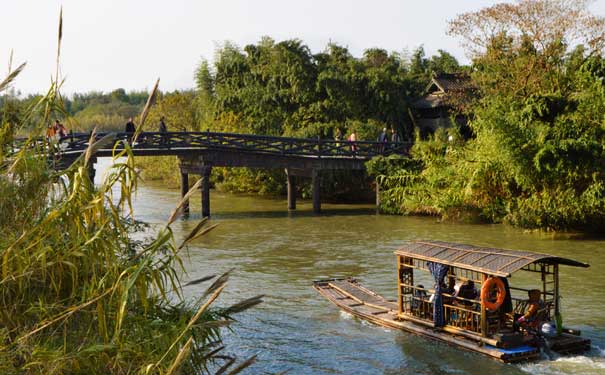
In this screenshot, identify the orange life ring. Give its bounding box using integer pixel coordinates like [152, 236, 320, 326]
[481, 277, 506, 311]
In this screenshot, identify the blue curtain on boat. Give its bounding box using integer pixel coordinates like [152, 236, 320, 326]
[427, 261, 449, 328]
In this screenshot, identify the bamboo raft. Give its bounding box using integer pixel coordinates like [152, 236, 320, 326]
[314, 241, 592, 363]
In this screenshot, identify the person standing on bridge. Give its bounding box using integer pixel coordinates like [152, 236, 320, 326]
[334, 128, 343, 153]
[55, 119, 67, 138]
[125, 117, 136, 133]
[125, 117, 136, 143]
[377, 127, 388, 154]
[46, 123, 57, 142]
[158, 116, 168, 146]
[391, 127, 400, 143]
[348, 130, 357, 154]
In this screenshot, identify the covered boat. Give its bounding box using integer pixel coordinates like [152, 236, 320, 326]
[314, 240, 591, 363]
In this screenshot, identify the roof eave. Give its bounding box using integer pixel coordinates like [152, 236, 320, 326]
[393, 250, 512, 278]
[542, 257, 590, 268]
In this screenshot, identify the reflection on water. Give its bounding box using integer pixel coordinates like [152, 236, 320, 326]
[98, 158, 605, 374]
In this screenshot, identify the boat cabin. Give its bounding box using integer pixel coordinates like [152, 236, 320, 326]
[396, 240, 590, 354]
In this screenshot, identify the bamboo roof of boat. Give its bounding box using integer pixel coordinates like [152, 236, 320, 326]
[394, 240, 589, 277]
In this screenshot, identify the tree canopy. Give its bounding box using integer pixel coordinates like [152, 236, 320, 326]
[195, 39, 458, 141]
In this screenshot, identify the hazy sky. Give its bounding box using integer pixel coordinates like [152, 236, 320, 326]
[2, 0, 605, 95]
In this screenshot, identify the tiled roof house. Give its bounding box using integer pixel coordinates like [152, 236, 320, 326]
[411, 73, 472, 137]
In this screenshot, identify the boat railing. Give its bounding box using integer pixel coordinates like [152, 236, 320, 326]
[399, 284, 562, 337]
[443, 303, 481, 333]
[402, 294, 432, 320]
[509, 286, 554, 297]
[402, 285, 485, 334]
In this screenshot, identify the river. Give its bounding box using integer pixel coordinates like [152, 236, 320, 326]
[103, 160, 605, 374]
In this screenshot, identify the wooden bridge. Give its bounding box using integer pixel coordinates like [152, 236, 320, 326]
[38, 131, 411, 216]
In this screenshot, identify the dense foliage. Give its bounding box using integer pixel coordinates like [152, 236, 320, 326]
[198, 39, 461, 140]
[66, 89, 149, 131]
[136, 40, 462, 197]
[0, 18, 260, 373]
[184, 39, 460, 197]
[370, 0, 605, 231]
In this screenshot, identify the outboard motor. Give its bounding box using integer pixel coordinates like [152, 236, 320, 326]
[541, 322, 557, 338]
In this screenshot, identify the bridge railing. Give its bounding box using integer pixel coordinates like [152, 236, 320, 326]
[12, 131, 412, 159]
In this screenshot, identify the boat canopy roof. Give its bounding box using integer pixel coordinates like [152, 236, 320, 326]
[394, 240, 589, 277]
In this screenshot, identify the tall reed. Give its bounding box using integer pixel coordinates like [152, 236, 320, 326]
[0, 10, 260, 374]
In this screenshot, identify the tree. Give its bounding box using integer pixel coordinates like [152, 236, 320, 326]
[195, 59, 215, 125]
[195, 59, 214, 98]
[428, 50, 460, 74]
[448, 0, 605, 58]
[409, 46, 429, 77]
[110, 88, 127, 102]
[363, 48, 389, 68]
[147, 90, 198, 132]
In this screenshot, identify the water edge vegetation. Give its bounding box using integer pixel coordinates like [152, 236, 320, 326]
[0, 12, 262, 374]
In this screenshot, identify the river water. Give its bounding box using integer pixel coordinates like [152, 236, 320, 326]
[102, 159, 605, 375]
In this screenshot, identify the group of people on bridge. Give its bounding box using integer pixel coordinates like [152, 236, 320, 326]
[376, 127, 401, 153]
[42, 115, 402, 158]
[125, 117, 402, 154]
[334, 127, 401, 153]
[124, 116, 168, 144]
[45, 120, 68, 142]
[124, 116, 167, 135]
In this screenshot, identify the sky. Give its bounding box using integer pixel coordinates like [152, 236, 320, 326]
[2, 0, 605, 95]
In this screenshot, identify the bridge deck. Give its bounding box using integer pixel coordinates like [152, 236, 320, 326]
[16, 131, 410, 164]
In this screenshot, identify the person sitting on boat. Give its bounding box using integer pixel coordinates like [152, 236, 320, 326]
[413, 284, 430, 318]
[454, 280, 478, 307]
[452, 280, 478, 328]
[516, 289, 545, 328]
[442, 277, 456, 305]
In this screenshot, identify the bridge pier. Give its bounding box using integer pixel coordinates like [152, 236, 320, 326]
[201, 166, 212, 218]
[376, 180, 381, 209]
[180, 171, 190, 215]
[312, 169, 321, 214]
[285, 168, 296, 210]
